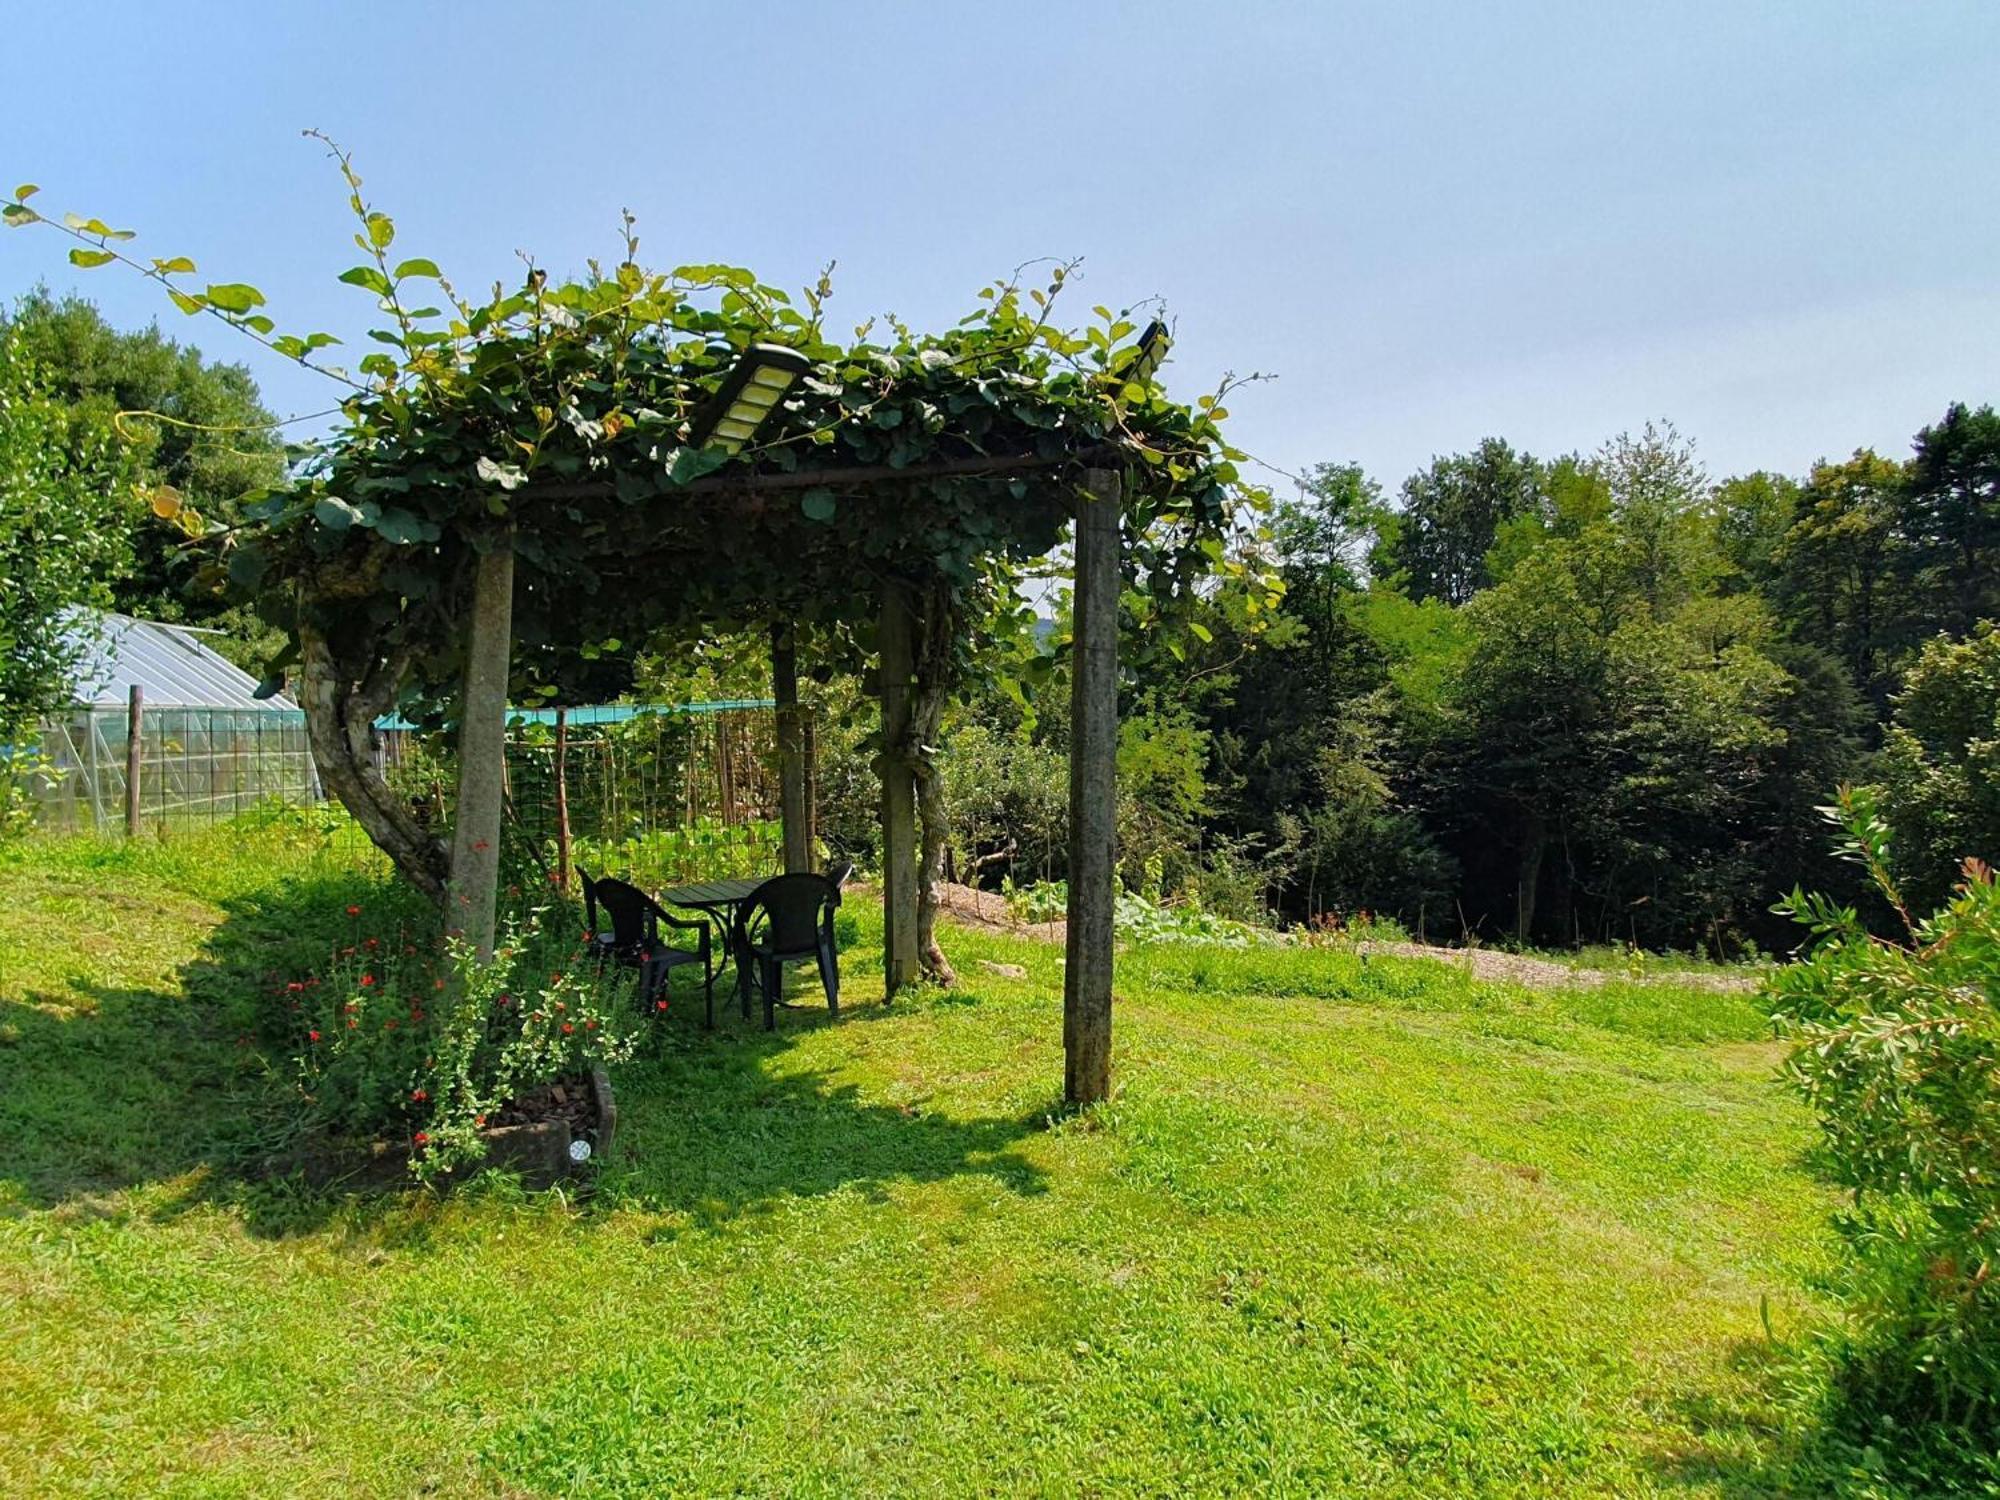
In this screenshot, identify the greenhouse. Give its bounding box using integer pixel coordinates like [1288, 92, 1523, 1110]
[22, 611, 317, 833]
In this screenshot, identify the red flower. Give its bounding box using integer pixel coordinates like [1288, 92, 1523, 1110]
[411, 1088, 427, 1102]
[346, 905, 361, 917]
[347, 1018, 358, 1029]
[474, 1114, 487, 1127]
[286, 981, 304, 993]
[585, 1019, 598, 1031]
[308, 1029, 322, 1042]
[364, 937, 380, 950]
[654, 1000, 668, 1012]
[561, 1022, 575, 1035]
[434, 979, 445, 991]
[361, 974, 375, 987]
[413, 1131, 430, 1147]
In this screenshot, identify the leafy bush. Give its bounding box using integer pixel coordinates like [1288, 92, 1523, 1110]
[572, 817, 781, 892]
[1769, 786, 2000, 1425]
[1005, 878, 1277, 948]
[0, 749, 63, 841]
[280, 899, 643, 1183]
[1876, 622, 2000, 913]
[1296, 907, 1414, 948]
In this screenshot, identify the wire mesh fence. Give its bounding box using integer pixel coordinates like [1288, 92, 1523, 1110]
[14, 701, 800, 873]
[20, 705, 319, 834]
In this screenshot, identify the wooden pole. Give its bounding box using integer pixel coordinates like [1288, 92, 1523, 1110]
[803, 716, 819, 864]
[773, 622, 811, 873]
[553, 706, 572, 893]
[716, 715, 737, 825]
[879, 581, 920, 996]
[1065, 467, 1121, 1105]
[124, 684, 143, 838]
[447, 536, 515, 961]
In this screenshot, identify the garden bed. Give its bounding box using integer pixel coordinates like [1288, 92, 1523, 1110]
[478, 1066, 618, 1188]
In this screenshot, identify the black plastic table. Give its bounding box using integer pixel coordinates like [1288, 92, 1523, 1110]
[659, 877, 767, 1015]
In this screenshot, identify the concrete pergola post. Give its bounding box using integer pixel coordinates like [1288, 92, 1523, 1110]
[772, 622, 811, 874]
[446, 534, 515, 962]
[1064, 467, 1121, 1105]
[879, 581, 920, 996]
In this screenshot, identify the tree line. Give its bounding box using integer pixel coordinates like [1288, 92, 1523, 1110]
[919, 407, 1999, 955]
[1150, 411, 2000, 953]
[6, 291, 1995, 958]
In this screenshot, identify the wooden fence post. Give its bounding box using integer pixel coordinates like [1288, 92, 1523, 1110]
[124, 684, 143, 838]
[879, 581, 920, 996]
[716, 715, 738, 825]
[1064, 467, 1121, 1105]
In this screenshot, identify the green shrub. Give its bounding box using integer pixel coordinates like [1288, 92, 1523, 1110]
[572, 817, 782, 892]
[1875, 621, 2000, 913]
[1005, 878, 1277, 948]
[1769, 786, 2000, 1425]
[280, 901, 643, 1184]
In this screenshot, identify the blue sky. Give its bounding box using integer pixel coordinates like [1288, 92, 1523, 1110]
[4, 1, 1995, 494]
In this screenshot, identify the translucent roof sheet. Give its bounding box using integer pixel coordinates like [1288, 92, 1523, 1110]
[67, 611, 299, 711]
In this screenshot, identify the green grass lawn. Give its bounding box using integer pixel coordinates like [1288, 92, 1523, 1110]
[0, 827, 1950, 1496]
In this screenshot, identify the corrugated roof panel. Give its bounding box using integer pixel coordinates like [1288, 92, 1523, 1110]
[66, 611, 299, 711]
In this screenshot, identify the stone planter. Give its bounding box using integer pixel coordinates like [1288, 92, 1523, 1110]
[478, 1067, 617, 1189]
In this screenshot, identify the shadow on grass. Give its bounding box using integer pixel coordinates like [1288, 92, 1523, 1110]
[0, 869, 1045, 1240]
[1644, 1333, 2000, 1496]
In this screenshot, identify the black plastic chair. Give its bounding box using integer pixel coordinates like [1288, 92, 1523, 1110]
[732, 872, 842, 1030]
[583, 873, 717, 1026]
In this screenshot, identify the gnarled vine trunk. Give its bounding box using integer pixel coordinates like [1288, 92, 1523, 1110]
[298, 619, 449, 902]
[912, 581, 959, 986]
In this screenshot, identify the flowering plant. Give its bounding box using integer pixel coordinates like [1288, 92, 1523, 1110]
[287, 903, 642, 1182]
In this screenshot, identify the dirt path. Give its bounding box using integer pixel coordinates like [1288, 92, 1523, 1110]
[932, 881, 1762, 994]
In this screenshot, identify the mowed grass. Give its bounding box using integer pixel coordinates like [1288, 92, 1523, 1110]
[0, 828, 1886, 1496]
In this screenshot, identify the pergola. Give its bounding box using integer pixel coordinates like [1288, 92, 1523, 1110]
[235, 259, 1254, 1106]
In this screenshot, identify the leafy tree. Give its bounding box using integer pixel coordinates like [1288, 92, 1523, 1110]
[1, 290, 282, 626]
[1450, 542, 1611, 941]
[0, 324, 138, 736]
[1711, 469, 1800, 591]
[1773, 449, 1912, 707]
[1771, 789, 2000, 1425]
[1597, 420, 1712, 615]
[1875, 623, 2000, 912]
[1384, 437, 1544, 605]
[1905, 402, 2000, 637]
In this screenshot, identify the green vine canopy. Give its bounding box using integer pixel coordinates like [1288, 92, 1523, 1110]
[4, 144, 1279, 904]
